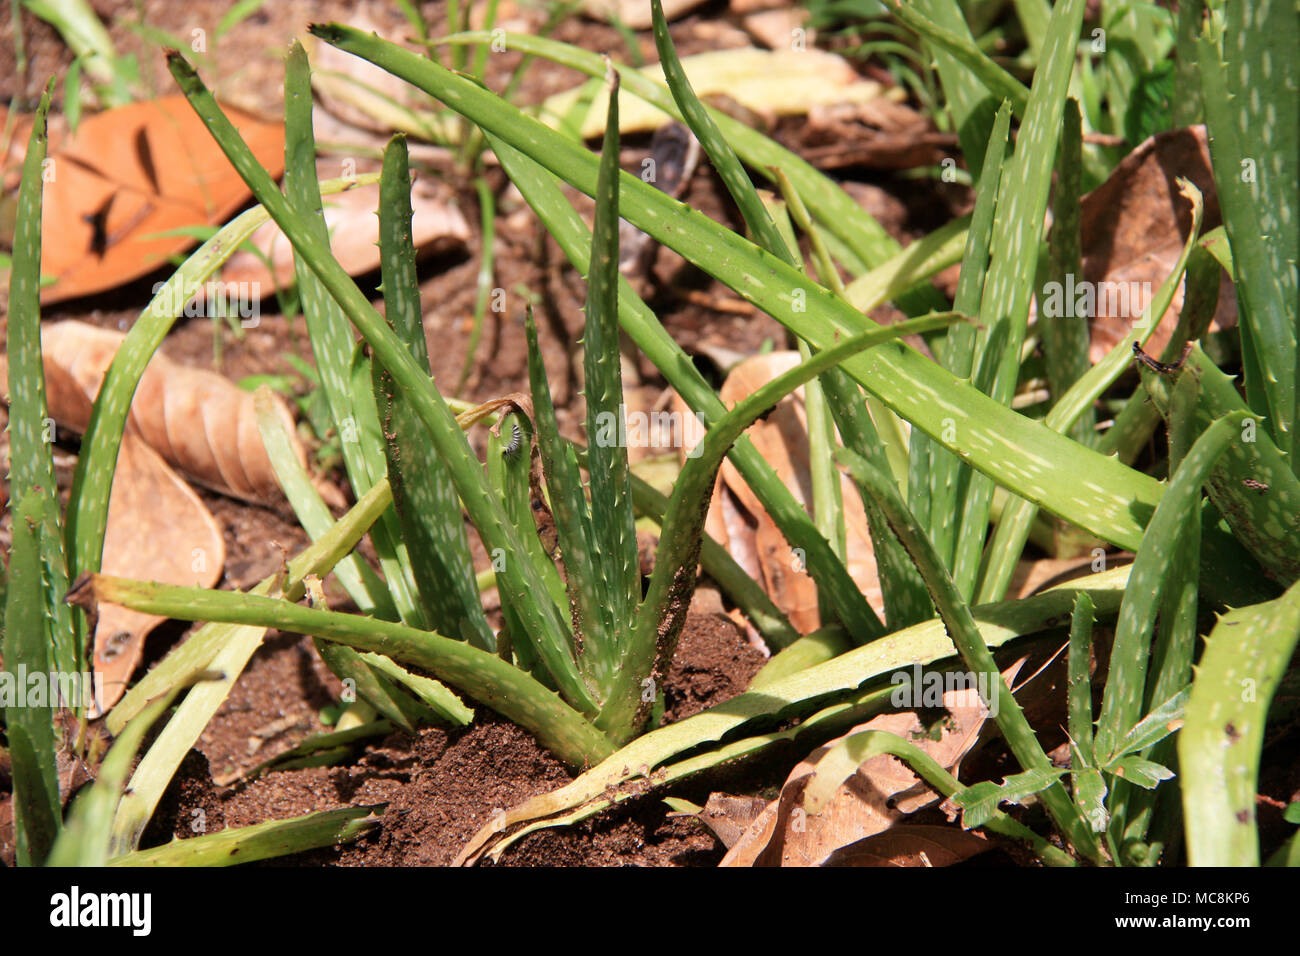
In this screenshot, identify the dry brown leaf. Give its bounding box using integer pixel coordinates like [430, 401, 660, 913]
[722, 662, 1024, 866]
[35, 321, 305, 504]
[219, 173, 469, 290]
[1052, 125, 1233, 363]
[674, 351, 883, 634]
[821, 824, 991, 866]
[91, 433, 224, 715]
[23, 96, 284, 304]
[581, 0, 709, 28]
[683, 793, 770, 850]
[741, 8, 813, 50]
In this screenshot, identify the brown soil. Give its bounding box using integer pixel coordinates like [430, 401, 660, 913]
[133, 608, 766, 867]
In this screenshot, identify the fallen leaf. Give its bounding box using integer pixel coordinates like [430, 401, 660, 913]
[721, 661, 1024, 866]
[674, 350, 884, 633]
[91, 433, 224, 715]
[821, 824, 991, 866]
[682, 793, 770, 849]
[542, 48, 897, 139]
[219, 171, 469, 291]
[29, 96, 284, 304]
[31, 321, 306, 504]
[1056, 125, 1233, 362]
[741, 8, 813, 51]
[581, 0, 709, 29]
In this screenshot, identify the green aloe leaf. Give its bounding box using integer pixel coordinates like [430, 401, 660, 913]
[1181, 576, 1300, 865]
[483, 132, 884, 642]
[583, 66, 640, 707]
[950, 0, 1089, 600]
[1094, 409, 1249, 763]
[284, 43, 425, 628]
[909, 0, 999, 180]
[1138, 348, 1300, 587]
[88, 576, 614, 770]
[4, 86, 66, 866]
[3, 496, 62, 866]
[108, 806, 381, 866]
[1197, 2, 1298, 466]
[927, 100, 1010, 573]
[889, 0, 1030, 116]
[1040, 97, 1092, 445]
[524, 310, 604, 660]
[373, 130, 495, 650]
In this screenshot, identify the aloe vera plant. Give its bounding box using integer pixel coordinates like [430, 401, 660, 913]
[7, 0, 1296, 871]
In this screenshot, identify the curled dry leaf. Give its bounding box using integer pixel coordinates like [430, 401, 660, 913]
[1041, 125, 1233, 363]
[674, 351, 883, 634]
[24, 96, 284, 304]
[219, 171, 469, 291]
[36, 321, 305, 504]
[716, 661, 1023, 866]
